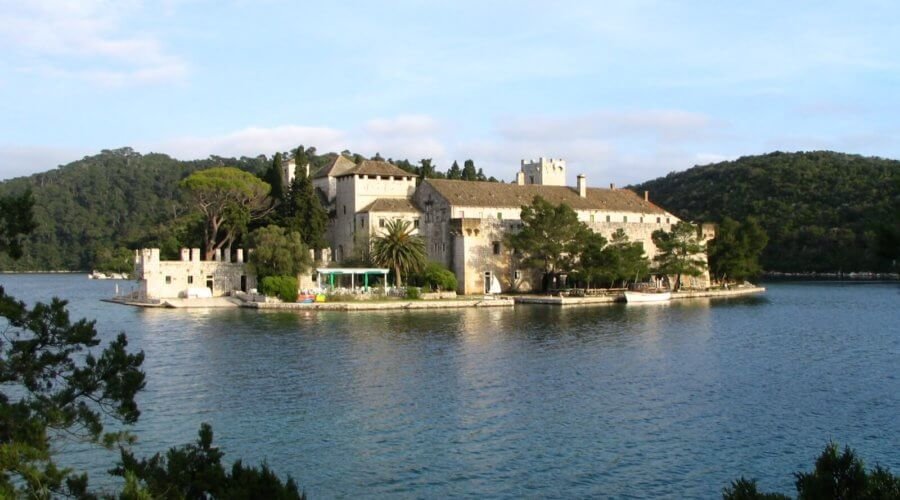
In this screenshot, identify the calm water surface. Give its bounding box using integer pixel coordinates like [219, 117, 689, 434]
[1, 275, 898, 498]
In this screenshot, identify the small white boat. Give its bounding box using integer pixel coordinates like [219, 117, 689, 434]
[624, 291, 672, 303]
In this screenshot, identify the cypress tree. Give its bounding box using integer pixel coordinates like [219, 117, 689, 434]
[462, 159, 477, 181]
[284, 168, 328, 250]
[447, 161, 462, 179]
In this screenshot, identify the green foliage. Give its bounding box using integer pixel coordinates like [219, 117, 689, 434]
[708, 217, 769, 282]
[722, 477, 791, 499]
[281, 167, 329, 249]
[0, 286, 147, 497]
[247, 226, 312, 279]
[633, 151, 900, 272]
[371, 219, 426, 287]
[115, 423, 304, 499]
[421, 261, 458, 291]
[0, 148, 270, 271]
[259, 275, 299, 302]
[578, 229, 650, 287]
[180, 167, 272, 260]
[92, 246, 135, 274]
[404, 286, 421, 299]
[724, 443, 900, 499]
[507, 196, 591, 289]
[265, 152, 286, 203]
[0, 190, 36, 259]
[652, 221, 706, 291]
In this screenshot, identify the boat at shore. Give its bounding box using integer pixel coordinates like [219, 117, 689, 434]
[624, 290, 672, 303]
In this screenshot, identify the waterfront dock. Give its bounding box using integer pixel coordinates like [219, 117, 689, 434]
[243, 297, 515, 311]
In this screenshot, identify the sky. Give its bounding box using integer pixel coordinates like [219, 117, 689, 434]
[1, 0, 898, 184]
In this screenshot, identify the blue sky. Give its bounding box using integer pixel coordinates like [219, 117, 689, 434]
[1, 1, 898, 184]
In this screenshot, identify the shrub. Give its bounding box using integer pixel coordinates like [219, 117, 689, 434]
[421, 262, 458, 291]
[405, 286, 421, 300]
[259, 275, 298, 302]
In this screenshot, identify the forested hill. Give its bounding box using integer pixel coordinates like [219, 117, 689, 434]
[0, 148, 270, 271]
[633, 151, 900, 273]
[0, 147, 495, 271]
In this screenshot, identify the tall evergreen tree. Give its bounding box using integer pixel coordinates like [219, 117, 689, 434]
[265, 153, 286, 203]
[447, 161, 462, 180]
[283, 168, 328, 250]
[462, 159, 478, 181]
[418, 158, 435, 180]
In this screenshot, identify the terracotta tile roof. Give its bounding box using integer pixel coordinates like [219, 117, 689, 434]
[313, 155, 356, 179]
[338, 160, 416, 178]
[424, 179, 667, 214]
[360, 198, 420, 213]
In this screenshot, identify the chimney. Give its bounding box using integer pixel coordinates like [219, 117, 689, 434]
[191, 248, 200, 262]
[644, 190, 649, 201]
[577, 174, 587, 197]
[609, 183, 616, 190]
[180, 248, 189, 261]
[516, 171, 525, 185]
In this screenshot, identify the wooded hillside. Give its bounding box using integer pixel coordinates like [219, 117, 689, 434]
[633, 151, 900, 273]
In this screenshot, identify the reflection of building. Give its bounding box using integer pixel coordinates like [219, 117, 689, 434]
[313, 156, 712, 294]
[134, 248, 254, 300]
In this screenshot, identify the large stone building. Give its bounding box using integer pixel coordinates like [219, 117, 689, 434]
[311, 156, 711, 294]
[134, 247, 255, 300]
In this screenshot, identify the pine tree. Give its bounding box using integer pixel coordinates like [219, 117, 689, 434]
[447, 161, 462, 180]
[462, 159, 477, 181]
[265, 153, 285, 203]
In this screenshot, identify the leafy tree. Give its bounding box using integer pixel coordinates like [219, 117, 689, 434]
[507, 196, 591, 290]
[723, 443, 900, 499]
[418, 158, 436, 180]
[575, 232, 608, 288]
[371, 219, 426, 287]
[476, 168, 487, 181]
[115, 423, 304, 499]
[580, 229, 650, 287]
[180, 167, 272, 260]
[0, 190, 36, 259]
[708, 217, 769, 282]
[420, 261, 458, 291]
[282, 168, 328, 250]
[462, 159, 478, 181]
[246, 225, 312, 279]
[92, 246, 135, 274]
[652, 221, 707, 291]
[259, 275, 300, 302]
[447, 161, 462, 180]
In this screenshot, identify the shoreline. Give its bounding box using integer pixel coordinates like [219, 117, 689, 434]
[105, 286, 765, 310]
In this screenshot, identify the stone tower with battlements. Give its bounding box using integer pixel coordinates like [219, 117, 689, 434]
[519, 157, 567, 186]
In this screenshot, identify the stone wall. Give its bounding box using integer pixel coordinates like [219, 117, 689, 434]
[135, 248, 256, 300]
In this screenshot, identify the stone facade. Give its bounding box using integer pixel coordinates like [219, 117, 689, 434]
[134, 248, 255, 300]
[315, 157, 713, 294]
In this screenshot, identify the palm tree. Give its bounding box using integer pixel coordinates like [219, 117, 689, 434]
[371, 219, 426, 287]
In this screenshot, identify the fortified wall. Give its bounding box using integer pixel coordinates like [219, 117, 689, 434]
[135, 248, 255, 300]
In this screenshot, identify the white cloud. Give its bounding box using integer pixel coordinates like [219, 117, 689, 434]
[152, 125, 348, 160]
[0, 145, 91, 181]
[0, 0, 187, 86]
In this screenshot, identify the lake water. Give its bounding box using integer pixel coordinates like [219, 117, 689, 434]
[1, 274, 898, 498]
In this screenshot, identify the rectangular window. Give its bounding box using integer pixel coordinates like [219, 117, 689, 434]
[187, 275, 193, 284]
[414, 219, 419, 229]
[657, 217, 661, 223]
[514, 270, 522, 280]
[379, 218, 385, 228]
[460, 210, 465, 218]
[606, 215, 611, 222]
[165, 276, 172, 284]
[493, 241, 501, 255]
[497, 212, 503, 220]
[623, 216, 628, 223]
[361, 218, 366, 228]
[666, 217, 670, 223]
[343, 205, 346, 215]
[640, 217, 644, 223]
[590, 214, 595, 222]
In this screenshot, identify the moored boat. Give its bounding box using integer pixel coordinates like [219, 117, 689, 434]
[624, 290, 672, 303]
